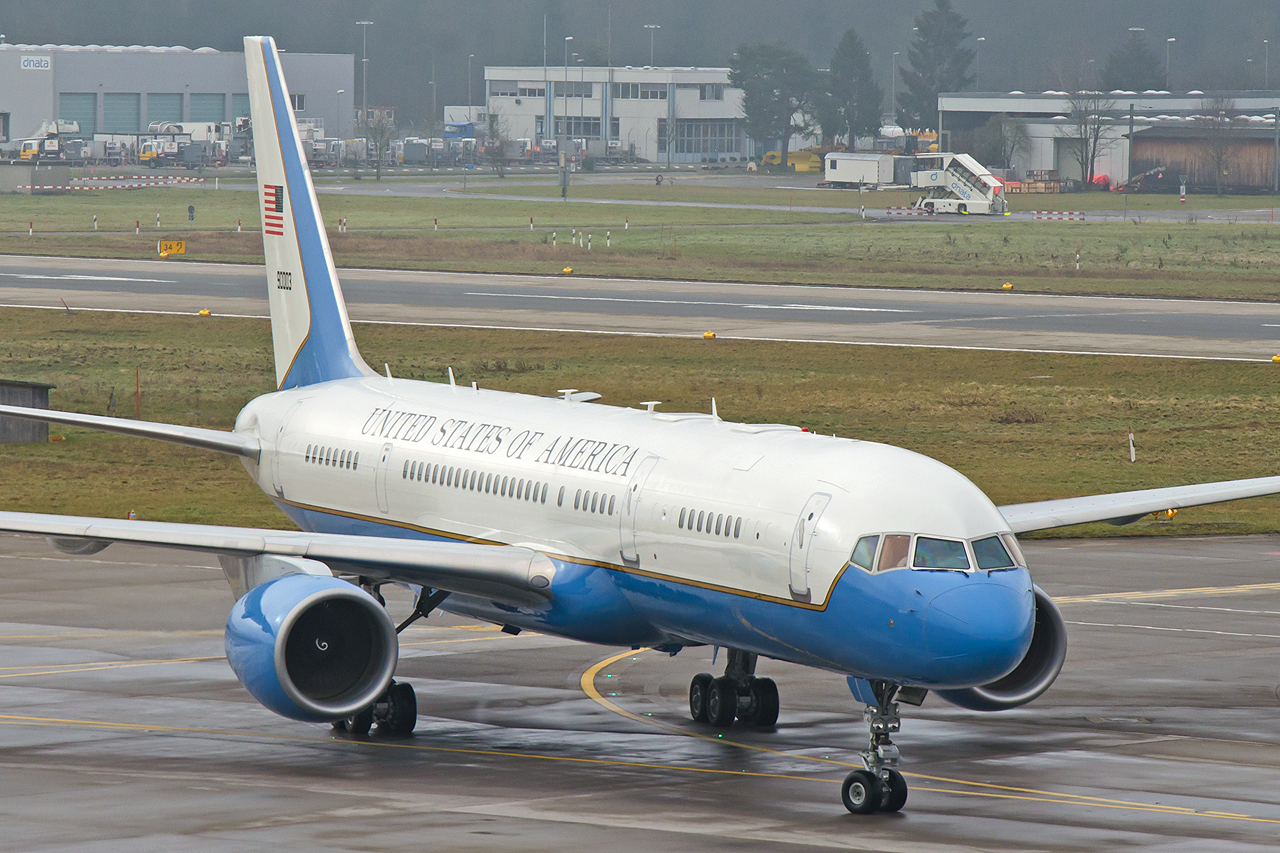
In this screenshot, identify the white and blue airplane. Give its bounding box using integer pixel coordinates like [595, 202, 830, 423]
[4, 37, 1280, 815]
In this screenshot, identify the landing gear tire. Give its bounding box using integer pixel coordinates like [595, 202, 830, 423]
[689, 672, 713, 723]
[345, 706, 374, 736]
[380, 681, 417, 737]
[331, 718, 348, 732]
[744, 677, 779, 727]
[706, 676, 738, 728]
[841, 770, 883, 815]
[880, 768, 908, 813]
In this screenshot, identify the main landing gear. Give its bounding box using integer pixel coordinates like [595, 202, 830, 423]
[332, 680, 418, 737]
[841, 679, 910, 815]
[688, 649, 780, 728]
[333, 584, 451, 738]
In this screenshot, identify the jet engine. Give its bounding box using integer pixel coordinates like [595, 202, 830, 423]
[224, 573, 398, 722]
[934, 585, 1067, 712]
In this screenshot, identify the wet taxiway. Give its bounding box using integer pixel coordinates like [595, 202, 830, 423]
[2, 534, 1279, 851]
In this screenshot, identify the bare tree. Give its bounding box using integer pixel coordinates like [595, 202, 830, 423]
[1197, 96, 1240, 195]
[484, 112, 509, 178]
[1059, 90, 1117, 188]
[364, 112, 396, 181]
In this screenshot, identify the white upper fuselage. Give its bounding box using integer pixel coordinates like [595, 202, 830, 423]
[237, 375, 1015, 615]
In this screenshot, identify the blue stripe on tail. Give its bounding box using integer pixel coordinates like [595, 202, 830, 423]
[261, 38, 367, 389]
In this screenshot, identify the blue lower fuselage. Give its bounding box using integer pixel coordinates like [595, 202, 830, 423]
[279, 502, 1035, 690]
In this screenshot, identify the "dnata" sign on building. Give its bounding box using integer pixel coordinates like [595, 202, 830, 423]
[20, 55, 52, 71]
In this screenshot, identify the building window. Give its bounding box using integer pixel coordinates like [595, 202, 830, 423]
[674, 119, 744, 155]
[612, 83, 640, 99]
[554, 81, 593, 98]
[490, 81, 519, 97]
[535, 115, 545, 137]
[290, 94, 305, 111]
[610, 117, 620, 139]
[553, 116, 602, 138]
[640, 84, 667, 100]
[699, 83, 724, 101]
[518, 86, 546, 98]
[657, 118, 667, 153]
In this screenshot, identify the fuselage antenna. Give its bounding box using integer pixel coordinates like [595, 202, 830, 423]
[711, 397, 719, 420]
[447, 366, 456, 387]
[384, 363, 392, 382]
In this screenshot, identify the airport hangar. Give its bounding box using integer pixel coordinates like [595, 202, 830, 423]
[939, 89, 1280, 189]
[0, 42, 353, 146]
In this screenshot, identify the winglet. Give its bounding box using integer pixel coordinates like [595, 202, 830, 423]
[244, 36, 374, 390]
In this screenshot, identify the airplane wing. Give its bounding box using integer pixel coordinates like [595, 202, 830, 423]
[999, 475, 1280, 533]
[0, 510, 555, 607]
[0, 404, 259, 460]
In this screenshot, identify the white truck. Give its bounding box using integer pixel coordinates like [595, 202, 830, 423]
[823, 152, 894, 187]
[909, 152, 1008, 215]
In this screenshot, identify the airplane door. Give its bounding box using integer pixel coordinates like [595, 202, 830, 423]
[789, 493, 832, 599]
[619, 455, 659, 567]
[373, 442, 394, 515]
[270, 401, 305, 497]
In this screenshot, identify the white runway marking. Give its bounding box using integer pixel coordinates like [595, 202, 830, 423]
[463, 291, 915, 313]
[0, 273, 176, 284]
[1066, 620, 1280, 640]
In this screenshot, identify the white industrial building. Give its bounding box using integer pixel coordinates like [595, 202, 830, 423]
[475, 65, 755, 163]
[0, 42, 353, 146]
[938, 90, 1280, 187]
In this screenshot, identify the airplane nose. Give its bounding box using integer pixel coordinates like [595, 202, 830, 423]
[923, 582, 1033, 680]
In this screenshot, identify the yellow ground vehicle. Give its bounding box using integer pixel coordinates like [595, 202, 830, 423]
[760, 150, 823, 171]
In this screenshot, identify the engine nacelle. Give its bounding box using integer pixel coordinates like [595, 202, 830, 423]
[224, 574, 398, 722]
[934, 584, 1067, 712]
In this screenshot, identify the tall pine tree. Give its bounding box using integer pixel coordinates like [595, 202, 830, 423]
[829, 28, 884, 143]
[897, 0, 975, 131]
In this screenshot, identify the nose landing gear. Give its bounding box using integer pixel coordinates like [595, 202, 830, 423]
[688, 649, 780, 728]
[842, 679, 912, 814]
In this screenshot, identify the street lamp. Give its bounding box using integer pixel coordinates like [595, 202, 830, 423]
[1166, 38, 1175, 89]
[1248, 57, 1255, 88]
[1266, 40, 1271, 89]
[563, 37, 572, 140]
[468, 54, 475, 123]
[976, 37, 985, 90]
[891, 51, 899, 122]
[335, 89, 344, 137]
[644, 24, 660, 66]
[356, 20, 373, 130]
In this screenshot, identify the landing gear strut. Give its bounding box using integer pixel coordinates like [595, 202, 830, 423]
[688, 649, 780, 728]
[842, 679, 908, 814]
[331, 680, 417, 737]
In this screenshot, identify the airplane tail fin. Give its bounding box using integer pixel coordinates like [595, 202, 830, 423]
[244, 36, 374, 390]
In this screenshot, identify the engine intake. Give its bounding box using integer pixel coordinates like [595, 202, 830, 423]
[934, 584, 1067, 712]
[225, 574, 398, 722]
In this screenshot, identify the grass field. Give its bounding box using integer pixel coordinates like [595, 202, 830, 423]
[2, 307, 1278, 538]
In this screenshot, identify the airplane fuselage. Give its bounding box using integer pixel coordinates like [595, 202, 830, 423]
[235, 376, 1036, 690]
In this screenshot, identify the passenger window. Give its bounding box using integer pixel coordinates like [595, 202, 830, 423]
[877, 535, 911, 571]
[402, 459, 409, 478]
[590, 492, 598, 513]
[679, 508, 686, 528]
[1000, 533, 1026, 566]
[446, 467, 454, 486]
[305, 444, 312, 462]
[518, 479, 525, 499]
[724, 515, 732, 538]
[558, 486, 565, 507]
[913, 537, 970, 570]
[697, 510, 705, 532]
[608, 495, 616, 515]
[353, 452, 359, 470]
[851, 535, 880, 571]
[733, 517, 742, 539]
[541, 483, 548, 504]
[715, 514, 723, 535]
[574, 489, 582, 510]
[973, 535, 1015, 570]
[341, 450, 347, 468]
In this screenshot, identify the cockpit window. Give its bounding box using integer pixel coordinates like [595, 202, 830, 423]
[913, 536, 970, 570]
[851, 535, 879, 571]
[972, 535, 1016, 569]
[877, 534, 911, 572]
[1000, 533, 1026, 567]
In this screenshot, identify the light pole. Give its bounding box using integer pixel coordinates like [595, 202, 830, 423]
[335, 89, 344, 137]
[577, 56, 584, 145]
[891, 51, 899, 123]
[976, 37, 984, 90]
[1249, 58, 1255, 88]
[563, 36, 572, 140]
[1166, 38, 1175, 89]
[357, 20, 372, 131]
[645, 24, 660, 66]
[468, 54, 475, 123]
[1266, 40, 1271, 89]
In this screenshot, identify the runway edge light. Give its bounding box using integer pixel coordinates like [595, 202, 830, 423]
[1271, 353, 1280, 363]
[1002, 282, 1013, 290]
